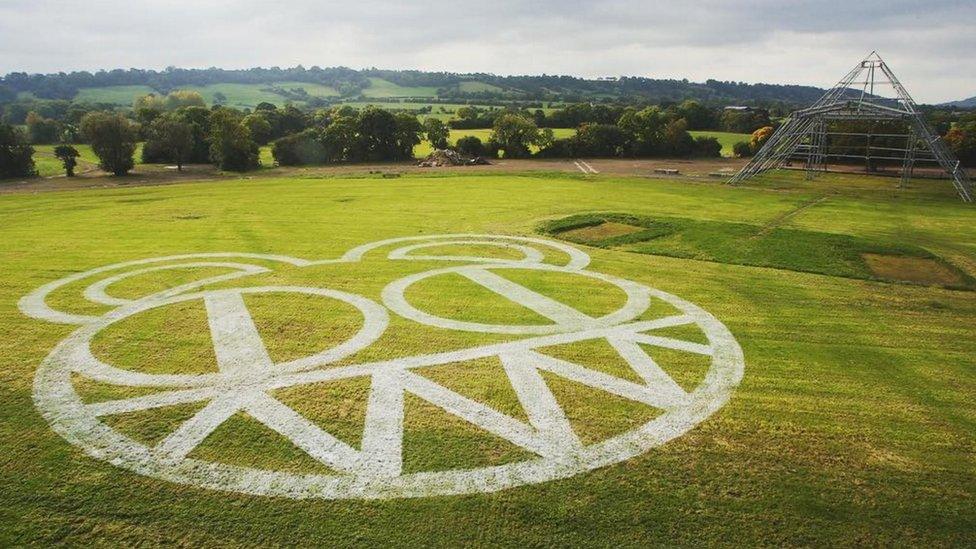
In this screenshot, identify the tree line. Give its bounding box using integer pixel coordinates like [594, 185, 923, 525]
[1, 65, 851, 106]
[3, 90, 975, 180]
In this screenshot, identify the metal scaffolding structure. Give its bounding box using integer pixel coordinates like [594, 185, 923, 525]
[728, 52, 974, 202]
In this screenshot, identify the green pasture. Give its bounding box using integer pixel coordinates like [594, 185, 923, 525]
[361, 77, 440, 98]
[67, 82, 341, 108]
[0, 169, 973, 545]
[181, 82, 337, 109]
[73, 85, 158, 105]
[457, 81, 506, 94]
[689, 130, 751, 157]
[30, 144, 101, 177]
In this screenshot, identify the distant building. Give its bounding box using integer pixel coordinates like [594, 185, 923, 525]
[724, 106, 753, 111]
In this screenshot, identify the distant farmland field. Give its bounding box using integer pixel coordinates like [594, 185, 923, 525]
[361, 77, 439, 98]
[73, 85, 158, 105]
[66, 82, 340, 108]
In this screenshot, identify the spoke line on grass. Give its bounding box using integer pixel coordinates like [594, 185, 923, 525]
[244, 392, 361, 474]
[86, 386, 221, 417]
[154, 392, 244, 462]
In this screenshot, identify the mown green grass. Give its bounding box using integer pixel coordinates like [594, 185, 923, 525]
[689, 130, 751, 157]
[539, 211, 974, 288]
[0, 171, 973, 545]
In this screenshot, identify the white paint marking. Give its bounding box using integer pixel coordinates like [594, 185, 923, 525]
[573, 160, 589, 174]
[382, 263, 650, 335]
[19, 253, 311, 325]
[331, 234, 591, 270]
[154, 393, 244, 463]
[402, 370, 560, 458]
[529, 350, 690, 409]
[204, 292, 274, 375]
[500, 351, 582, 453]
[83, 262, 269, 306]
[26, 234, 745, 500]
[270, 317, 696, 391]
[607, 337, 688, 400]
[359, 369, 405, 478]
[388, 240, 545, 264]
[580, 160, 599, 174]
[244, 392, 361, 474]
[626, 333, 713, 355]
[86, 386, 220, 417]
[459, 267, 594, 328]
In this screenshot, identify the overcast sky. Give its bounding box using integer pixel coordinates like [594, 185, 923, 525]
[1, 0, 974, 103]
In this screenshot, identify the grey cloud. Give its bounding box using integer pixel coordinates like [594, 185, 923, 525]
[0, 0, 973, 102]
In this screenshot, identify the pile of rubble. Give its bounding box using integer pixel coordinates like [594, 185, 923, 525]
[417, 149, 491, 167]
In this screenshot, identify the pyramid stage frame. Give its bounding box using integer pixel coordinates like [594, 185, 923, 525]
[729, 52, 974, 202]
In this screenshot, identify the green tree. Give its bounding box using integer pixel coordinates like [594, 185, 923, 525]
[732, 141, 753, 158]
[692, 136, 722, 158]
[394, 113, 423, 159]
[165, 90, 207, 110]
[319, 116, 357, 162]
[53, 144, 80, 176]
[80, 112, 137, 176]
[242, 113, 273, 145]
[272, 129, 326, 166]
[573, 123, 627, 157]
[355, 107, 399, 161]
[721, 108, 771, 133]
[489, 114, 542, 158]
[618, 107, 667, 156]
[945, 122, 976, 167]
[423, 118, 450, 149]
[662, 118, 694, 156]
[675, 100, 717, 130]
[25, 111, 60, 144]
[455, 135, 485, 157]
[208, 109, 259, 172]
[750, 126, 774, 152]
[0, 123, 36, 178]
[176, 106, 212, 163]
[145, 114, 194, 171]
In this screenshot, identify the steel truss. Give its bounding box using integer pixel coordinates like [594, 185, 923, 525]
[729, 52, 973, 202]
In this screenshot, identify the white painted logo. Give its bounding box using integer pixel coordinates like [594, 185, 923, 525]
[21, 235, 744, 499]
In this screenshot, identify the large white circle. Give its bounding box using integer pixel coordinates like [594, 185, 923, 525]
[28, 238, 745, 500]
[34, 286, 742, 500]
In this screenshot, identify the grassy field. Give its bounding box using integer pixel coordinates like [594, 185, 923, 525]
[30, 144, 101, 177]
[0, 169, 973, 545]
[183, 82, 339, 109]
[73, 85, 159, 105]
[689, 131, 751, 157]
[361, 77, 440, 98]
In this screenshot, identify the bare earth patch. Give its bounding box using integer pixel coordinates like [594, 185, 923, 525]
[863, 254, 964, 286]
[561, 222, 644, 241]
